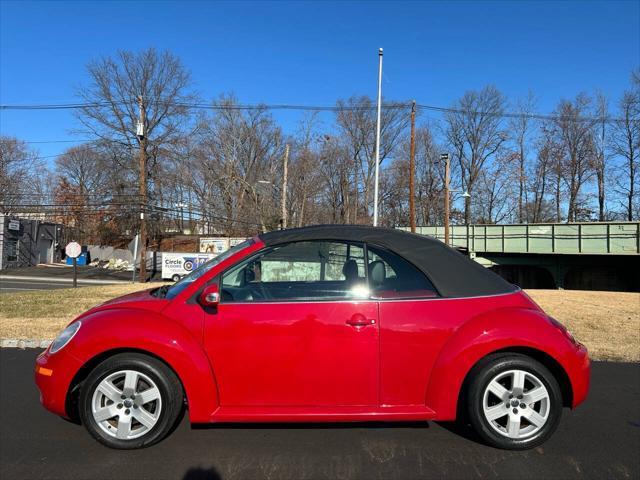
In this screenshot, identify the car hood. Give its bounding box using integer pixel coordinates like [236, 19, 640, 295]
[78, 287, 169, 320]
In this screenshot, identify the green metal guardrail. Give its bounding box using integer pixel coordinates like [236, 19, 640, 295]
[400, 222, 640, 255]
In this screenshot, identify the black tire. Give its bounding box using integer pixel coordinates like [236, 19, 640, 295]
[79, 353, 183, 449]
[466, 353, 562, 450]
[171, 274, 181, 282]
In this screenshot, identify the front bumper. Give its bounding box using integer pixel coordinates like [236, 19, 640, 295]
[568, 343, 590, 408]
[35, 348, 84, 418]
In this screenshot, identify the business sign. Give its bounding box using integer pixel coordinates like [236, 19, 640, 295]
[199, 238, 229, 254]
[162, 252, 216, 280]
[7, 219, 20, 231]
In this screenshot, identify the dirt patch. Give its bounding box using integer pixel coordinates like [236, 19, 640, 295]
[1, 286, 638, 361]
[526, 290, 639, 362]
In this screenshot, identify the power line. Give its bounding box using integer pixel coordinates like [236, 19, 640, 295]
[2, 193, 141, 198]
[0, 102, 115, 110]
[1, 99, 630, 122]
[23, 139, 93, 144]
[1, 204, 264, 227]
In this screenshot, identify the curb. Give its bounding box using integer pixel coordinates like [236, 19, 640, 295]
[1, 339, 52, 349]
[0, 275, 130, 285]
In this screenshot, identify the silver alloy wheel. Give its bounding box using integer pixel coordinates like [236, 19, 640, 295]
[482, 369, 550, 439]
[91, 369, 163, 440]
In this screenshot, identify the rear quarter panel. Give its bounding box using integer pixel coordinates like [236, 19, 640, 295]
[423, 300, 583, 420]
[379, 291, 536, 406]
[379, 291, 577, 418]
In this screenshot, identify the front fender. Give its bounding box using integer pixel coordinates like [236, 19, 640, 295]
[425, 306, 582, 420]
[64, 308, 219, 423]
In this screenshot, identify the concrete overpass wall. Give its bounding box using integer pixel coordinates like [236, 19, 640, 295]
[403, 222, 640, 255]
[400, 222, 640, 292]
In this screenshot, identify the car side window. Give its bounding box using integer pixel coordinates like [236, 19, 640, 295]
[221, 241, 368, 302]
[366, 245, 438, 299]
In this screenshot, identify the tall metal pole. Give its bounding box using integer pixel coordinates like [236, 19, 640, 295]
[281, 144, 289, 229]
[131, 234, 139, 283]
[442, 153, 451, 246]
[137, 95, 148, 283]
[373, 48, 383, 227]
[409, 101, 416, 233]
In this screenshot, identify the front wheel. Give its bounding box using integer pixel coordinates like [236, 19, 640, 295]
[466, 353, 562, 450]
[79, 353, 183, 449]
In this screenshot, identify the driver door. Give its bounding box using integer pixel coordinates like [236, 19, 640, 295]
[203, 240, 379, 407]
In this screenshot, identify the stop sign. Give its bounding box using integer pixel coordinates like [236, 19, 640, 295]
[65, 241, 82, 259]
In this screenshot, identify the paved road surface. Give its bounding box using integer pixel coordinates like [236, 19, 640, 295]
[1, 349, 638, 480]
[0, 278, 85, 293]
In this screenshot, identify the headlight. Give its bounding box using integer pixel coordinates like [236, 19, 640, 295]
[49, 322, 81, 354]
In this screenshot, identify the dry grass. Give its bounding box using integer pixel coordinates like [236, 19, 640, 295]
[1, 285, 638, 362]
[526, 290, 640, 362]
[0, 284, 156, 340]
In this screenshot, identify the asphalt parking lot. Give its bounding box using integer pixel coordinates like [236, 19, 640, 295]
[1, 349, 638, 480]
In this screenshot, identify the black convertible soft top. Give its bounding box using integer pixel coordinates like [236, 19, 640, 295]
[259, 225, 517, 298]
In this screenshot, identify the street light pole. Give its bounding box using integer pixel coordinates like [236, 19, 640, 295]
[137, 95, 147, 283]
[281, 144, 289, 229]
[441, 153, 451, 246]
[373, 47, 383, 227]
[409, 101, 416, 233]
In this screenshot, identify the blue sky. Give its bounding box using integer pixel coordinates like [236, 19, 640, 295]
[1, 0, 638, 164]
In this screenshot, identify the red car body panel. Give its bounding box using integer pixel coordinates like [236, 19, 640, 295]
[204, 300, 379, 407]
[35, 236, 590, 425]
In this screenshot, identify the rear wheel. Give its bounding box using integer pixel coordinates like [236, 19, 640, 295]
[466, 353, 562, 450]
[79, 353, 183, 449]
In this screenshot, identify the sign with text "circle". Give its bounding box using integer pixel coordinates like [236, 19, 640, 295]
[65, 242, 82, 259]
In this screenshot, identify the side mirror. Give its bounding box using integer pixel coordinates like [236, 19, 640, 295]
[199, 283, 220, 307]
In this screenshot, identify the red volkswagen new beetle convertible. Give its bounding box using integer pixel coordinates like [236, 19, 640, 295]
[36, 225, 589, 450]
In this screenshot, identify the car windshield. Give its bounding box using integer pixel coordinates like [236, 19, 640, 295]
[162, 239, 255, 300]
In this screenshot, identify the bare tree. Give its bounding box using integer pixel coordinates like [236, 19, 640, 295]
[335, 97, 409, 223]
[552, 95, 596, 222]
[189, 95, 284, 234]
[317, 136, 355, 224]
[592, 92, 609, 221]
[51, 145, 113, 242]
[379, 158, 410, 227]
[611, 72, 640, 221]
[286, 114, 325, 227]
[509, 92, 537, 222]
[445, 86, 507, 224]
[0, 136, 44, 214]
[75, 48, 198, 235]
[528, 125, 562, 223]
[55, 145, 110, 197]
[411, 126, 445, 225]
[474, 153, 516, 224]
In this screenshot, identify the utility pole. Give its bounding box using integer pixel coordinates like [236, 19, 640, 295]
[281, 144, 289, 229]
[441, 153, 451, 246]
[373, 47, 383, 227]
[409, 101, 416, 233]
[137, 95, 148, 283]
